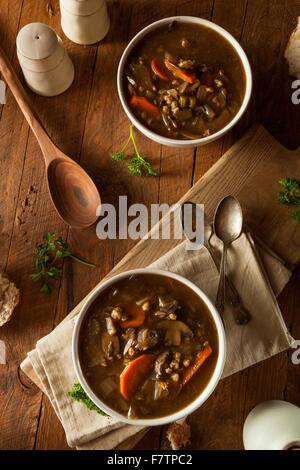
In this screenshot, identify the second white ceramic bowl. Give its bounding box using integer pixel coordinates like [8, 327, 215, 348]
[117, 16, 252, 148]
[72, 268, 226, 426]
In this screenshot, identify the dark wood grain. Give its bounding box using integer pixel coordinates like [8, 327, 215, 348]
[0, 0, 299, 451]
[0, 43, 101, 229]
[0, 0, 98, 450]
[0, 0, 30, 270]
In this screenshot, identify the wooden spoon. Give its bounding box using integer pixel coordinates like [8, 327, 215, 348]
[0, 46, 101, 229]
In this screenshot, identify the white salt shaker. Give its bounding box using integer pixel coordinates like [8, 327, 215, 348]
[16, 22, 74, 97]
[60, 0, 110, 45]
[243, 400, 300, 450]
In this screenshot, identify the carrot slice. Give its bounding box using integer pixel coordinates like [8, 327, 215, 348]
[120, 304, 146, 328]
[164, 58, 196, 84]
[129, 95, 160, 116]
[151, 58, 171, 81]
[120, 354, 156, 400]
[181, 345, 212, 387]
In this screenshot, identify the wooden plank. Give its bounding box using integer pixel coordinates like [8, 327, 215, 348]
[0, 0, 29, 270]
[223, 0, 300, 451]
[3, 0, 300, 451]
[163, 0, 300, 449]
[32, 0, 100, 449]
[35, 0, 217, 450]
[239, 0, 300, 150]
[35, 0, 169, 450]
[0, 0, 98, 450]
[285, 267, 300, 407]
[159, 0, 216, 206]
[157, 0, 217, 447]
[35, 397, 73, 450]
[159, 0, 250, 450]
[193, 0, 249, 182]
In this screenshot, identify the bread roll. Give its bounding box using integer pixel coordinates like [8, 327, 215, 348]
[0, 272, 20, 327]
[285, 17, 300, 79]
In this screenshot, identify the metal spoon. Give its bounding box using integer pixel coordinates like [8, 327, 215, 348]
[180, 201, 250, 325]
[213, 195, 243, 318]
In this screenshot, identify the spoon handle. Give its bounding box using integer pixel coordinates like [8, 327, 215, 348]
[0, 45, 52, 158]
[225, 275, 251, 324]
[215, 243, 227, 315]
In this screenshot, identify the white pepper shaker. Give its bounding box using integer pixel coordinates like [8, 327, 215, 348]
[16, 23, 74, 97]
[59, 0, 110, 45]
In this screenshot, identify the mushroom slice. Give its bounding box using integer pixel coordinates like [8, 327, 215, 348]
[157, 320, 193, 346]
[136, 295, 153, 307]
[174, 108, 193, 121]
[154, 310, 169, 318]
[154, 350, 170, 378]
[162, 113, 175, 132]
[101, 332, 120, 358]
[285, 17, 300, 79]
[158, 297, 181, 313]
[137, 328, 158, 351]
[154, 380, 169, 400]
[123, 331, 136, 356]
[178, 81, 189, 94]
[203, 104, 216, 120]
[106, 316, 117, 336]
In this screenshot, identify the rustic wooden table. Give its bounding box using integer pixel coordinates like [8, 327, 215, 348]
[0, 0, 299, 450]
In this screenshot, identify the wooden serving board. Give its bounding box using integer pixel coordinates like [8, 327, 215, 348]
[20, 123, 300, 446]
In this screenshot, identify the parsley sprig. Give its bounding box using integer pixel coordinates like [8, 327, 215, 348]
[30, 232, 96, 295]
[278, 178, 300, 222]
[109, 126, 160, 176]
[68, 383, 108, 416]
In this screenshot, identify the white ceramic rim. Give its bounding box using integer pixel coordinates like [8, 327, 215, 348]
[117, 16, 252, 148]
[72, 268, 226, 426]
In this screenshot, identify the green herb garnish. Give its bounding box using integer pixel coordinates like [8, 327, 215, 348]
[109, 125, 160, 176]
[68, 383, 108, 416]
[30, 232, 96, 295]
[278, 177, 300, 222]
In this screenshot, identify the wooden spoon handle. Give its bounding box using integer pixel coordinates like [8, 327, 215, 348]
[0, 45, 53, 159]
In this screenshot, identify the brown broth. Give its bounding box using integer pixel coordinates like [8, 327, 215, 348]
[124, 22, 246, 140]
[79, 273, 219, 419]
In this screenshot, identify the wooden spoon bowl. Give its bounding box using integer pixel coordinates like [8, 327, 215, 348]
[48, 158, 100, 229]
[0, 45, 101, 229]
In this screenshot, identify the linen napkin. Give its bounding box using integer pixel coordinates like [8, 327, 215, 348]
[22, 232, 294, 449]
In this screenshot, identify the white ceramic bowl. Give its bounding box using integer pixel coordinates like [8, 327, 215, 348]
[117, 16, 252, 148]
[72, 268, 226, 426]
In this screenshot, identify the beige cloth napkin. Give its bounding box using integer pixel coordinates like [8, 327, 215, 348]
[23, 232, 294, 449]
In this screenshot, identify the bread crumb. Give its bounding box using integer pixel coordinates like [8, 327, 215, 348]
[166, 418, 191, 450]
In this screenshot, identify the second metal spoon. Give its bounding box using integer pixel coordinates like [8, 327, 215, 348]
[213, 195, 243, 317]
[180, 201, 250, 325]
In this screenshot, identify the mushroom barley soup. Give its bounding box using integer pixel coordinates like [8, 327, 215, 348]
[79, 274, 219, 419]
[124, 21, 246, 140]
